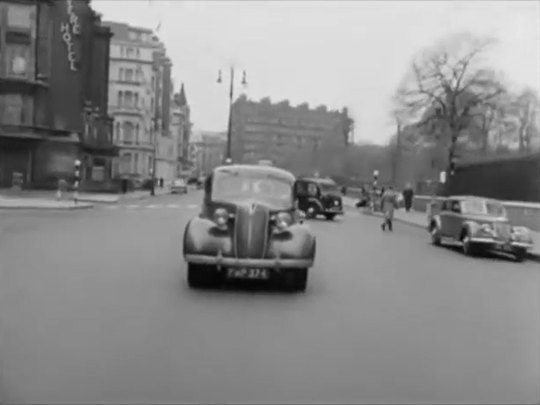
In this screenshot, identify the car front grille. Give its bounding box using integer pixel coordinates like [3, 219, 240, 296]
[494, 223, 512, 239]
[234, 203, 270, 259]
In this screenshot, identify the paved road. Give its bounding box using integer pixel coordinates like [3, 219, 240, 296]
[1, 192, 538, 404]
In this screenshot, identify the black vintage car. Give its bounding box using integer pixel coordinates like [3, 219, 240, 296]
[183, 164, 316, 291]
[295, 177, 344, 220]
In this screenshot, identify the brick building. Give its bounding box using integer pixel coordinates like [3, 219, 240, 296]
[230, 96, 353, 176]
[0, 0, 116, 189]
[189, 130, 225, 176]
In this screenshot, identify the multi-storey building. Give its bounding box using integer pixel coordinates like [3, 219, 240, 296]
[172, 83, 192, 176]
[230, 96, 353, 176]
[0, 0, 116, 189]
[152, 40, 176, 182]
[104, 21, 156, 180]
[104, 21, 179, 184]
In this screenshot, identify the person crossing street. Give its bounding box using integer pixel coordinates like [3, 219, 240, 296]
[381, 186, 399, 232]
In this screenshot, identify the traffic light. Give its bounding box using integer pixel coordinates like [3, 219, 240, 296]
[74, 159, 81, 203]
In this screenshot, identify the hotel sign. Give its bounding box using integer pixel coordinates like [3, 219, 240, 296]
[60, 0, 81, 71]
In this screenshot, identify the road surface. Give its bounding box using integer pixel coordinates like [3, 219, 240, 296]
[1, 191, 539, 404]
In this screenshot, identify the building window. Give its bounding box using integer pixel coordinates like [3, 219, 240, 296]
[123, 121, 134, 143]
[134, 93, 139, 107]
[4, 43, 32, 79]
[136, 48, 140, 59]
[133, 153, 139, 173]
[148, 156, 152, 173]
[118, 68, 124, 81]
[128, 31, 136, 40]
[136, 70, 141, 83]
[0, 94, 33, 125]
[135, 123, 140, 143]
[124, 91, 133, 107]
[6, 3, 34, 29]
[115, 121, 120, 141]
[118, 91, 123, 106]
[125, 69, 133, 82]
[126, 48, 134, 59]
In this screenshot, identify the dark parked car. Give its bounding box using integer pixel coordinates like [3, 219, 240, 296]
[428, 195, 534, 262]
[183, 163, 316, 291]
[295, 177, 344, 220]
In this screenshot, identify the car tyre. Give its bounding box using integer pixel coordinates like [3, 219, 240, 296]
[324, 213, 336, 221]
[429, 222, 441, 246]
[187, 264, 219, 288]
[284, 268, 308, 292]
[306, 203, 319, 219]
[461, 233, 478, 257]
[513, 247, 527, 263]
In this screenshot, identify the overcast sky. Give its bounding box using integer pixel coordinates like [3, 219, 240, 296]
[92, 0, 540, 144]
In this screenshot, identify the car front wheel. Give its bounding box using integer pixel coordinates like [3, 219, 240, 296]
[306, 204, 319, 219]
[513, 247, 527, 262]
[284, 268, 308, 292]
[429, 223, 441, 246]
[324, 213, 336, 221]
[461, 233, 479, 257]
[187, 264, 220, 288]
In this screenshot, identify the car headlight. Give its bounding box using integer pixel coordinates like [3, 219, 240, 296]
[213, 208, 229, 230]
[274, 212, 293, 231]
[511, 226, 530, 239]
[480, 224, 493, 233]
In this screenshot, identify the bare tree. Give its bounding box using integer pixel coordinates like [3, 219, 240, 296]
[394, 33, 505, 181]
[513, 88, 539, 152]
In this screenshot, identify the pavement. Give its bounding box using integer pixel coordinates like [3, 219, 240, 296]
[1, 191, 539, 405]
[0, 187, 172, 209]
[344, 196, 540, 260]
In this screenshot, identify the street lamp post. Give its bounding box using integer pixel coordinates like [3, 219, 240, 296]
[217, 68, 247, 163]
[150, 117, 158, 196]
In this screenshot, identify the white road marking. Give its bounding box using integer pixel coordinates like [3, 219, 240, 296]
[187, 204, 198, 209]
[146, 204, 159, 209]
[126, 204, 139, 208]
[167, 204, 180, 208]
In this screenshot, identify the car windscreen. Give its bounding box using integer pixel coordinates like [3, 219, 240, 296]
[462, 199, 506, 216]
[319, 182, 339, 194]
[212, 170, 293, 208]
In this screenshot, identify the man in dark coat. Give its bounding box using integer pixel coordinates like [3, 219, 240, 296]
[402, 183, 414, 212]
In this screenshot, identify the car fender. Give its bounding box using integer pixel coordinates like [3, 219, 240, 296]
[183, 217, 234, 257]
[267, 223, 316, 261]
[461, 220, 480, 237]
[306, 197, 324, 210]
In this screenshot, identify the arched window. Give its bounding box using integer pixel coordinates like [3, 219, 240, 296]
[118, 91, 123, 106]
[135, 123, 140, 143]
[123, 121, 134, 143]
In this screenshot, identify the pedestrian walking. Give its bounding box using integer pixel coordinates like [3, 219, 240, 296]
[402, 183, 414, 212]
[381, 186, 399, 232]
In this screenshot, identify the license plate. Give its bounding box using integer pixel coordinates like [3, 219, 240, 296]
[227, 268, 270, 280]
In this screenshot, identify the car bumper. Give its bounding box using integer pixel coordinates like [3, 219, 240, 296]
[171, 187, 187, 193]
[323, 208, 343, 215]
[184, 254, 313, 269]
[470, 237, 533, 251]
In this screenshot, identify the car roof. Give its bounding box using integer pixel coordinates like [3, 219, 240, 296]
[299, 177, 337, 184]
[213, 164, 296, 183]
[449, 195, 502, 204]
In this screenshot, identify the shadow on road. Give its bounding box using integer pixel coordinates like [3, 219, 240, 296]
[435, 244, 529, 265]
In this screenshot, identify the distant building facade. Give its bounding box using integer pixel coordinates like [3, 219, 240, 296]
[172, 83, 192, 176]
[230, 96, 353, 176]
[0, 0, 117, 189]
[190, 131, 225, 176]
